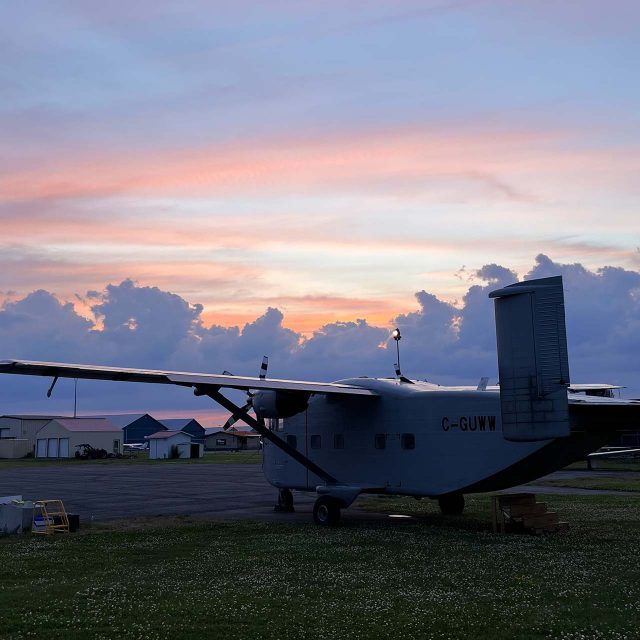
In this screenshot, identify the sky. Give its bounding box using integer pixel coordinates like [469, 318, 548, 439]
[0, 1, 639, 424]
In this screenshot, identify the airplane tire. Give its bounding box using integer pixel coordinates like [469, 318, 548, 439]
[438, 493, 465, 515]
[313, 496, 341, 526]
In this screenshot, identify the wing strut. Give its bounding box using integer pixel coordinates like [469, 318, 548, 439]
[196, 386, 338, 485]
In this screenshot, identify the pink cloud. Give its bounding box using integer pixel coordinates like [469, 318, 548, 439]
[2, 124, 636, 204]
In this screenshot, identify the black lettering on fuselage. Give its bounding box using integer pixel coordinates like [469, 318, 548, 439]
[441, 415, 497, 433]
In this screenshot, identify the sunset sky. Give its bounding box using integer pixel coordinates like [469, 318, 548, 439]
[1, 1, 639, 422]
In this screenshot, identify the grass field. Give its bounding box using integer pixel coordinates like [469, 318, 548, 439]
[566, 460, 640, 472]
[536, 477, 640, 492]
[1, 493, 639, 640]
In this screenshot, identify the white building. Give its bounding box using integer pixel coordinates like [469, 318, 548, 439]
[147, 430, 203, 459]
[0, 415, 66, 453]
[35, 418, 122, 458]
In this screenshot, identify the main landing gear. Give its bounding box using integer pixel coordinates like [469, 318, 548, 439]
[274, 488, 295, 513]
[438, 493, 465, 515]
[313, 496, 342, 526]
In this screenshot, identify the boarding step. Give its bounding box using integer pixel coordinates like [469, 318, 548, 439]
[491, 493, 568, 535]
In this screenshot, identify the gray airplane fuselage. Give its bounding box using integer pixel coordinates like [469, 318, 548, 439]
[262, 378, 612, 497]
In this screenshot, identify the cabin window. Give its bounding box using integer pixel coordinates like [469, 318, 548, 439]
[286, 435, 297, 449]
[333, 434, 344, 450]
[401, 433, 415, 450]
[374, 434, 386, 450]
[310, 435, 321, 450]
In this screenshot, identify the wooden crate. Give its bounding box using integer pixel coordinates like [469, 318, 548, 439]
[492, 493, 568, 535]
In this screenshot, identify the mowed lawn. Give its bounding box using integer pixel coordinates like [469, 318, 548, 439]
[1, 494, 639, 640]
[537, 477, 640, 492]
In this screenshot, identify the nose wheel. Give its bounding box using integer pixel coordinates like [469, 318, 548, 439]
[313, 496, 342, 526]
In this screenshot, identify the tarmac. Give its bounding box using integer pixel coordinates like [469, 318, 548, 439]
[0, 462, 637, 524]
[0, 462, 318, 523]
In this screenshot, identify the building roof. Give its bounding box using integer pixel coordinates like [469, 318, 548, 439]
[88, 413, 164, 429]
[204, 428, 259, 439]
[49, 418, 120, 432]
[160, 418, 202, 429]
[147, 430, 192, 440]
[0, 415, 67, 420]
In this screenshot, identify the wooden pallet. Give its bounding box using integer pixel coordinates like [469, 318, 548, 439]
[491, 493, 568, 535]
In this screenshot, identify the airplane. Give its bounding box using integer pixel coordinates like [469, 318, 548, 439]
[0, 275, 638, 525]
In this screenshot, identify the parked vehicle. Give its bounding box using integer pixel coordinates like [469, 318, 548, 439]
[74, 443, 108, 460]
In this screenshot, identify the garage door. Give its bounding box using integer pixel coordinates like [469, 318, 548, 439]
[47, 438, 59, 457]
[36, 439, 47, 458]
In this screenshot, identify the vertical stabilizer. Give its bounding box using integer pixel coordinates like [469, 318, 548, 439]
[489, 276, 570, 442]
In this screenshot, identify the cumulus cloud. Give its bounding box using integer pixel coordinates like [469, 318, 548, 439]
[0, 290, 92, 362]
[0, 255, 639, 417]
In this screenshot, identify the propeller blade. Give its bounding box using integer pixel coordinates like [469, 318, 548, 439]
[221, 356, 267, 429]
[259, 356, 268, 380]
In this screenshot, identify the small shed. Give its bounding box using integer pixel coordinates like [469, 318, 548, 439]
[91, 413, 167, 444]
[147, 431, 204, 459]
[35, 418, 122, 458]
[159, 418, 206, 442]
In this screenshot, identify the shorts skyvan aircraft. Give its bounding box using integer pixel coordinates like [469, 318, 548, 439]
[1, 276, 639, 525]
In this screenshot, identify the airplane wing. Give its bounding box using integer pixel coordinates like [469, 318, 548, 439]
[588, 448, 640, 458]
[0, 359, 378, 397]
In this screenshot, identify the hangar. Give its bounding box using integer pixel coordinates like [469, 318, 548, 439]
[159, 418, 205, 442]
[91, 413, 166, 444]
[0, 415, 65, 453]
[35, 418, 122, 458]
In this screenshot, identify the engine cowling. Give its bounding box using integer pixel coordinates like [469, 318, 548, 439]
[251, 390, 310, 419]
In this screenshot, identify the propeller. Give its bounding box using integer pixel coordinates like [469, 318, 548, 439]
[222, 356, 268, 430]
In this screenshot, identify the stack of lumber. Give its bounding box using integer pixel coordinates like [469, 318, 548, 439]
[491, 493, 568, 535]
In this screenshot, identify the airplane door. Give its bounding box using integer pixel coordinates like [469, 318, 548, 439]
[263, 415, 309, 490]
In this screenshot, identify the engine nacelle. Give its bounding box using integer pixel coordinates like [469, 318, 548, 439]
[252, 390, 310, 419]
